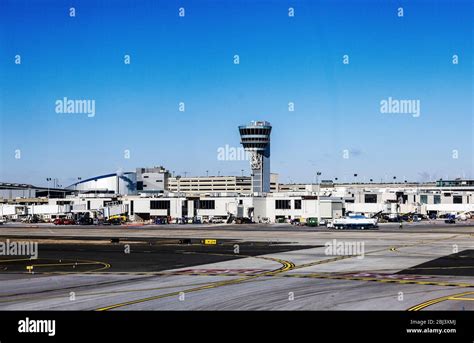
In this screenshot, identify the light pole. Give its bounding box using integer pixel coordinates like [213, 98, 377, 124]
[316, 171, 321, 226]
[46, 178, 51, 198]
[176, 175, 181, 194]
[75, 177, 82, 193]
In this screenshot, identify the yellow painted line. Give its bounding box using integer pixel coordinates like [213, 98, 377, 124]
[95, 255, 295, 311]
[413, 281, 438, 285]
[39, 262, 111, 273]
[288, 235, 459, 273]
[408, 291, 474, 311]
[449, 297, 474, 301]
[0, 278, 236, 304]
[11, 254, 474, 290]
[81, 260, 111, 273]
[0, 257, 111, 274]
[408, 266, 474, 270]
[30, 262, 102, 267]
[8, 233, 462, 310]
[0, 258, 37, 262]
[281, 273, 474, 288]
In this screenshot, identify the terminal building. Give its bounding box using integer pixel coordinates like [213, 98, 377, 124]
[1, 119, 473, 224]
[0, 182, 73, 202]
[37, 192, 344, 224]
[167, 174, 279, 194]
[2, 180, 473, 224]
[67, 172, 137, 195]
[136, 166, 169, 193]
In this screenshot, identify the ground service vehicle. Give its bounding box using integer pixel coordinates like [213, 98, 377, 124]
[333, 214, 378, 230]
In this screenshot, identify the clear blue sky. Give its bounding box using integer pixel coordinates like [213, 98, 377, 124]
[0, 0, 472, 186]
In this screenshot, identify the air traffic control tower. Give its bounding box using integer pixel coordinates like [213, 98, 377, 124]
[238, 121, 272, 193]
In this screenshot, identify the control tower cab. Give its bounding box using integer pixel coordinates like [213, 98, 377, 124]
[238, 121, 272, 193]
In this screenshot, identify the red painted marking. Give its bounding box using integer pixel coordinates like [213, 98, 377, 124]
[341, 272, 431, 280]
[174, 268, 269, 275]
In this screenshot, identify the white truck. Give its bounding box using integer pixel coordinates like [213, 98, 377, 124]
[333, 214, 378, 230]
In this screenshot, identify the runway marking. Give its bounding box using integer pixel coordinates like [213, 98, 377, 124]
[25, 270, 474, 289]
[286, 235, 461, 273]
[280, 273, 474, 288]
[407, 265, 474, 270]
[449, 296, 474, 301]
[174, 268, 270, 276]
[2, 233, 467, 309]
[335, 272, 431, 280]
[408, 291, 474, 311]
[0, 279, 248, 304]
[30, 262, 102, 267]
[0, 258, 37, 263]
[95, 255, 295, 311]
[0, 258, 110, 273]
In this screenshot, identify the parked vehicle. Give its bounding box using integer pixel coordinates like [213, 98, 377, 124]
[333, 214, 378, 230]
[76, 217, 93, 225]
[306, 217, 318, 227]
[445, 214, 456, 224]
[234, 217, 253, 224]
[54, 218, 75, 225]
[291, 218, 305, 226]
[53, 218, 63, 225]
[109, 215, 127, 222]
[21, 215, 43, 224]
[108, 218, 122, 225]
[154, 217, 168, 224]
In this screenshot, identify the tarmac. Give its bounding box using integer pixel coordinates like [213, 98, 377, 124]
[1, 221, 474, 310]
